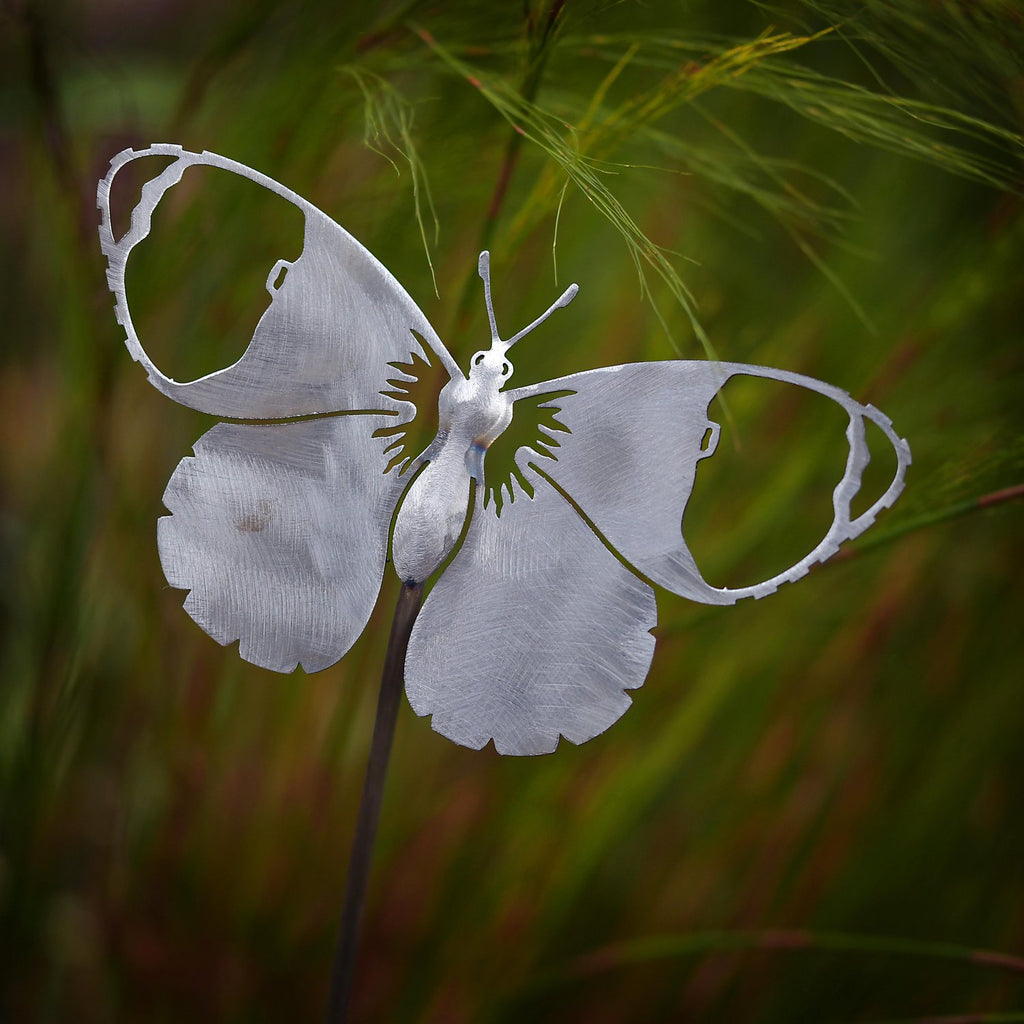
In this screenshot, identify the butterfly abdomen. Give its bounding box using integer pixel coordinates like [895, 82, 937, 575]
[391, 448, 473, 585]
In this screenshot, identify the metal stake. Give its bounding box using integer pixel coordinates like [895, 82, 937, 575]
[325, 581, 425, 1023]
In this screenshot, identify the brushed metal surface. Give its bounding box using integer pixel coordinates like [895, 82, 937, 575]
[390, 251, 577, 584]
[158, 416, 408, 673]
[405, 471, 657, 755]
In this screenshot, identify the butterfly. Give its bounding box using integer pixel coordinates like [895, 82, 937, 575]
[97, 145, 911, 756]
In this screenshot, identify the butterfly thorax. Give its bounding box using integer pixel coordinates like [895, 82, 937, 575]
[449, 355, 515, 443]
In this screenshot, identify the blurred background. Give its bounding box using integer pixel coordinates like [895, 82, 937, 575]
[1, 1, 1022, 1021]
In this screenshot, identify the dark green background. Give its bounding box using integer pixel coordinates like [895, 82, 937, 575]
[1, 2, 1021, 1021]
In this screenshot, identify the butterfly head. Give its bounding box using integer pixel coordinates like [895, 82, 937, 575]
[469, 346, 514, 383]
[470, 251, 578, 385]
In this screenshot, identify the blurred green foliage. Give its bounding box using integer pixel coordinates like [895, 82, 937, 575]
[1, 1, 1022, 1021]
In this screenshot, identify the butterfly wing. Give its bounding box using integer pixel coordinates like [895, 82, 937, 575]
[405, 470, 657, 755]
[97, 144, 463, 419]
[159, 416, 409, 672]
[507, 361, 911, 604]
[97, 146, 460, 670]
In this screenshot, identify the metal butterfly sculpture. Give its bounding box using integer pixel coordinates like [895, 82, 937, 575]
[98, 145, 911, 757]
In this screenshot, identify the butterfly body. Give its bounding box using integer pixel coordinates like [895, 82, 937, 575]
[391, 443, 474, 585]
[98, 145, 911, 756]
[391, 344, 517, 583]
[392, 262, 575, 584]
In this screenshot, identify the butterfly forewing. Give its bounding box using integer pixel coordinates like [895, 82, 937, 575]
[405, 470, 657, 755]
[511, 361, 910, 606]
[98, 145, 461, 421]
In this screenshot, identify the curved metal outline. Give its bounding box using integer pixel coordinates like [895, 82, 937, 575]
[698, 362, 912, 601]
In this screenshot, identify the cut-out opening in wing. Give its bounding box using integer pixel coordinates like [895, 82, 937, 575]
[482, 388, 575, 514]
[115, 159, 306, 385]
[374, 338, 451, 474]
[682, 374, 852, 588]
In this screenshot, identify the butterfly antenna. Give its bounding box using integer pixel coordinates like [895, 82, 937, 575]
[478, 251, 501, 345]
[505, 282, 579, 348]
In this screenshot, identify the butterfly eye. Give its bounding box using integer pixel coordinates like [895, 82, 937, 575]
[474, 353, 485, 366]
[501, 362, 511, 376]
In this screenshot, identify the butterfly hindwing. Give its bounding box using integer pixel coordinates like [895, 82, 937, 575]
[158, 415, 409, 673]
[404, 470, 657, 755]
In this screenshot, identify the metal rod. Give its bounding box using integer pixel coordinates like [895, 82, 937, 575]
[325, 581, 425, 1023]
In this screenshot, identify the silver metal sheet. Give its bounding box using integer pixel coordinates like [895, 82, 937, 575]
[405, 471, 657, 755]
[158, 415, 408, 673]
